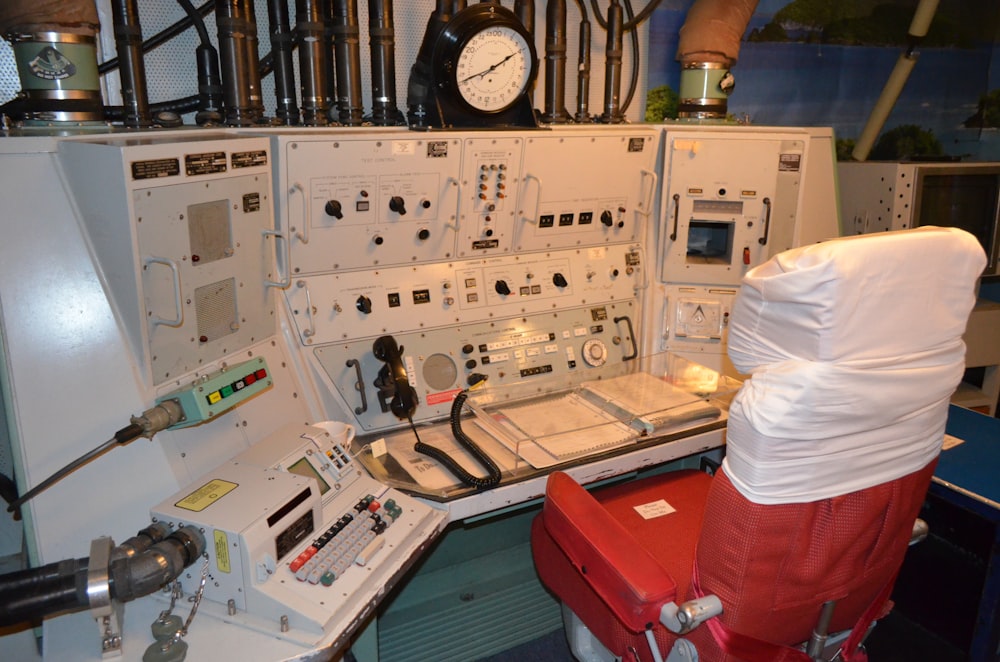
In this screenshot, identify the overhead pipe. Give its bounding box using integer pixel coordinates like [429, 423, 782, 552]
[676, 0, 758, 120]
[575, 8, 591, 122]
[332, 0, 364, 126]
[242, 0, 265, 120]
[295, 0, 330, 125]
[600, 0, 623, 123]
[110, 0, 153, 127]
[267, 0, 300, 125]
[542, 0, 570, 123]
[406, 0, 455, 127]
[852, 0, 941, 161]
[368, 0, 402, 126]
[217, 0, 257, 125]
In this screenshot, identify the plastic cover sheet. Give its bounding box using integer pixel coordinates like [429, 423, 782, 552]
[724, 227, 986, 504]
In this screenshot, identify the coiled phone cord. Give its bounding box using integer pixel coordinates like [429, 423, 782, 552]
[407, 391, 502, 489]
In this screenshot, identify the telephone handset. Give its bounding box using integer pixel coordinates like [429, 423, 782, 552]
[372, 335, 418, 419]
[370, 335, 501, 489]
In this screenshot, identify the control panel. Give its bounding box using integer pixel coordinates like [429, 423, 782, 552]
[150, 422, 446, 644]
[58, 134, 280, 386]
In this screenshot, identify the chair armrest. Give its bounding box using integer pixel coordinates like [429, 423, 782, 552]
[661, 596, 723, 634]
[541, 471, 678, 632]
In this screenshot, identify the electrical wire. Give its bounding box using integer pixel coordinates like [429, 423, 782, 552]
[588, 0, 661, 32]
[98, 0, 216, 74]
[622, 0, 640, 113]
[407, 391, 502, 489]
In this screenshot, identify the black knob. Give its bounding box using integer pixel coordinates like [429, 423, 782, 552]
[373, 235, 384, 245]
[600, 210, 613, 227]
[467, 373, 488, 387]
[389, 196, 406, 215]
[462, 343, 475, 354]
[421, 199, 431, 209]
[465, 359, 477, 370]
[324, 200, 343, 219]
[495, 280, 511, 296]
[417, 228, 430, 241]
[356, 295, 372, 314]
[553, 272, 568, 288]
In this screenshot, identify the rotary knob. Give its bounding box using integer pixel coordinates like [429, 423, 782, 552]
[356, 295, 372, 314]
[552, 272, 568, 288]
[389, 196, 407, 215]
[324, 199, 344, 219]
[600, 210, 614, 227]
[495, 280, 512, 296]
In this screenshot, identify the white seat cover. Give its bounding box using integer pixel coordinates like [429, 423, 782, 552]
[724, 227, 986, 504]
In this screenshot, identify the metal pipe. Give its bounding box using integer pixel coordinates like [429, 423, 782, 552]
[368, 0, 401, 125]
[575, 17, 591, 121]
[406, 1, 454, 126]
[332, 0, 364, 125]
[295, 0, 330, 125]
[217, 0, 256, 125]
[601, 0, 623, 123]
[268, 0, 300, 124]
[110, 0, 152, 127]
[542, 0, 569, 123]
[242, 0, 265, 121]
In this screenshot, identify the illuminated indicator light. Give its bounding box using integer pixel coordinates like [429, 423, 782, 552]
[220, 385, 234, 398]
[206, 391, 223, 405]
[255, 368, 267, 380]
[233, 379, 246, 391]
[245, 373, 257, 385]
[688, 188, 703, 195]
[741, 190, 757, 197]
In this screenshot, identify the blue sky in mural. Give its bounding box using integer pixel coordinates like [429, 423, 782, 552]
[647, 1, 1000, 159]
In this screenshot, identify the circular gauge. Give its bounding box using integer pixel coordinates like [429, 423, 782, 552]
[454, 25, 533, 113]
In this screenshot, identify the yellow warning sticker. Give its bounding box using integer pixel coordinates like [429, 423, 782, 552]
[214, 530, 231, 574]
[174, 479, 238, 512]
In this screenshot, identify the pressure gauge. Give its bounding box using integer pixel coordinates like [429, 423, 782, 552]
[409, 2, 539, 128]
[454, 25, 533, 113]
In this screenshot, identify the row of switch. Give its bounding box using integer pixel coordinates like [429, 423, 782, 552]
[323, 196, 432, 219]
[494, 273, 568, 296]
[538, 208, 625, 229]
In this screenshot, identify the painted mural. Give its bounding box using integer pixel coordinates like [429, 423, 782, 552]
[646, 0, 1000, 160]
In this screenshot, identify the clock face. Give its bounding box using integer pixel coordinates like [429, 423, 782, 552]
[454, 26, 532, 113]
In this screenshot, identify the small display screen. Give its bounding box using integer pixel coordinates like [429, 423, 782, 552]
[687, 220, 735, 263]
[286, 457, 330, 495]
[917, 173, 999, 260]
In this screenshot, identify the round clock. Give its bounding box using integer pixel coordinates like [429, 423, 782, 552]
[415, 2, 538, 127]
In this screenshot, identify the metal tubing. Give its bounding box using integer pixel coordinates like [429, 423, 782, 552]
[601, 0, 623, 123]
[110, 0, 152, 127]
[542, 0, 569, 123]
[575, 19, 591, 121]
[295, 0, 329, 125]
[216, 0, 256, 125]
[368, 0, 401, 125]
[242, 0, 265, 120]
[332, 0, 364, 125]
[268, 0, 300, 124]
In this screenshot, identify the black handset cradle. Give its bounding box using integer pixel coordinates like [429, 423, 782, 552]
[372, 335, 418, 419]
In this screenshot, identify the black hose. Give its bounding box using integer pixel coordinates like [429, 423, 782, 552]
[177, 0, 225, 123]
[589, 0, 661, 31]
[268, 0, 300, 124]
[542, 0, 570, 123]
[409, 391, 502, 489]
[0, 558, 89, 627]
[621, 0, 640, 114]
[296, 0, 331, 125]
[368, 0, 403, 126]
[601, 0, 624, 123]
[110, 0, 153, 127]
[99, 1, 216, 75]
[331, 0, 365, 125]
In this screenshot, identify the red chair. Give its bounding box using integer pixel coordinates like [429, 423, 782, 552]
[532, 227, 986, 662]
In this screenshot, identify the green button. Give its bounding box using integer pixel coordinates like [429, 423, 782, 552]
[220, 385, 234, 398]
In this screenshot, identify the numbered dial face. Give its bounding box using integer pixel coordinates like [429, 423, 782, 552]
[455, 26, 532, 113]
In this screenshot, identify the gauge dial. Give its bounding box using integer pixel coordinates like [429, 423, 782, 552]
[454, 26, 533, 113]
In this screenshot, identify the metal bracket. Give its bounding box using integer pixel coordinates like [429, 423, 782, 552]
[87, 536, 124, 658]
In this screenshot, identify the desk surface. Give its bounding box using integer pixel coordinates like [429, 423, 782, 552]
[937, 404, 1000, 511]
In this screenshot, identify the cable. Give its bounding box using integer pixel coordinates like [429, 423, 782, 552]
[621, 0, 640, 113]
[99, 0, 216, 75]
[408, 391, 502, 489]
[588, 0, 661, 32]
[5, 401, 184, 519]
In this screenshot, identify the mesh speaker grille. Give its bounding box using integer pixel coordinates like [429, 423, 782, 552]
[195, 277, 237, 343]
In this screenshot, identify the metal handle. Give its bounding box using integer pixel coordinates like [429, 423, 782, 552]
[669, 193, 680, 241]
[637, 169, 658, 217]
[144, 256, 183, 327]
[296, 280, 316, 341]
[522, 173, 543, 224]
[758, 197, 772, 246]
[262, 229, 291, 288]
[290, 181, 309, 244]
[346, 358, 368, 415]
[447, 177, 461, 230]
[613, 315, 638, 361]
